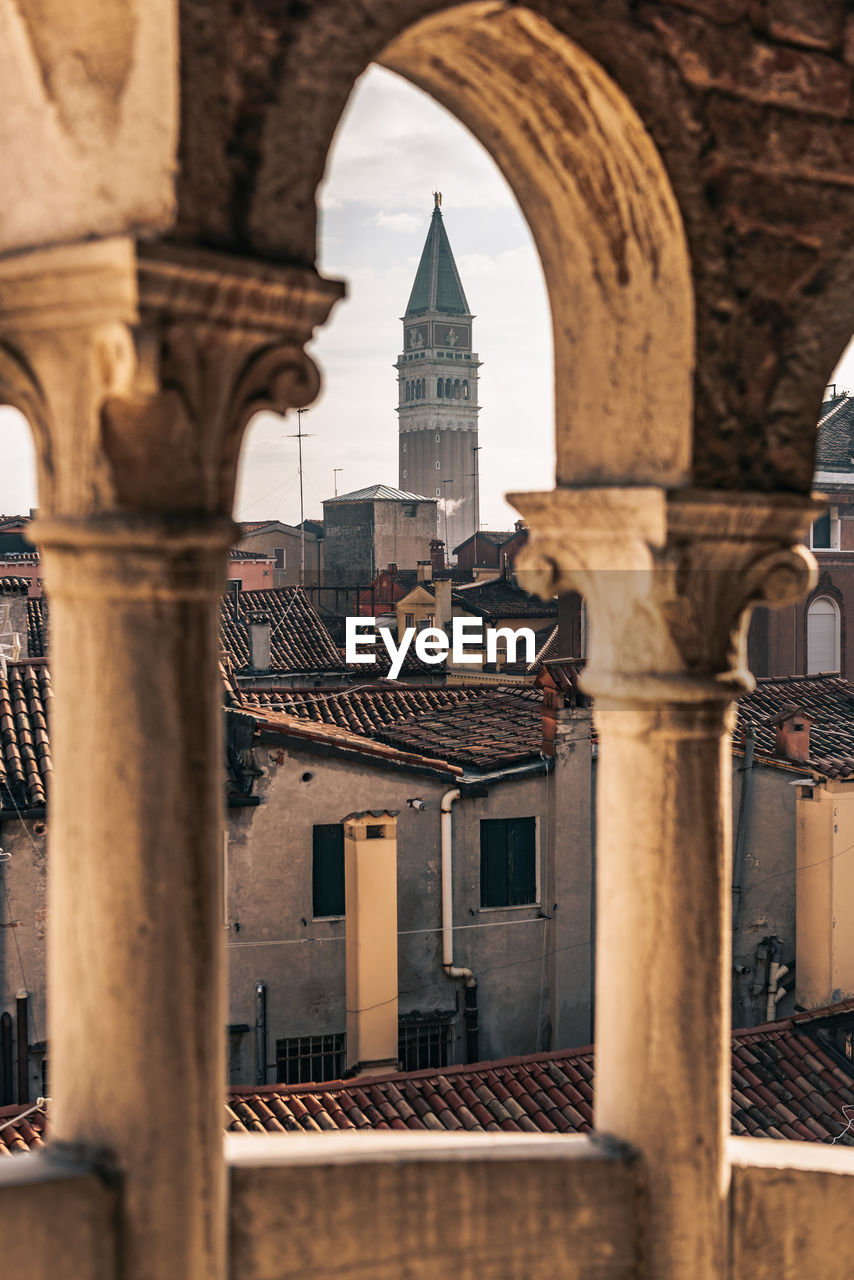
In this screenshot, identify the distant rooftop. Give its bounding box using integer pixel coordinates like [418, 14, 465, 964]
[325, 484, 434, 504]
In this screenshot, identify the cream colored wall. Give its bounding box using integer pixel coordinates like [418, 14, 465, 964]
[797, 782, 854, 1009]
[344, 814, 399, 1073]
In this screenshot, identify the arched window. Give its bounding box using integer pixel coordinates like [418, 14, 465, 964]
[454, 379, 460, 398]
[463, 380, 469, 400]
[422, 377, 426, 398]
[405, 382, 410, 402]
[437, 379, 443, 397]
[807, 596, 841, 674]
[445, 378, 452, 397]
[415, 380, 421, 400]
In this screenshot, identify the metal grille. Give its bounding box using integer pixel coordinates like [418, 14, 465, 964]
[398, 1019, 451, 1073]
[275, 1033, 346, 1085]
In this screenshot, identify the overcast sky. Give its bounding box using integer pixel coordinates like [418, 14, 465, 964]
[2, 64, 854, 521]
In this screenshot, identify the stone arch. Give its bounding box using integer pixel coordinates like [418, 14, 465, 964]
[376, 6, 693, 488]
[245, 3, 694, 489]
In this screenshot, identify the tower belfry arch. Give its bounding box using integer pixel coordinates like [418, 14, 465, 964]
[397, 197, 480, 557]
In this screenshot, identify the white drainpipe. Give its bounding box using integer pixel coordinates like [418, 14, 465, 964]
[441, 789, 465, 975]
[441, 787, 478, 1061]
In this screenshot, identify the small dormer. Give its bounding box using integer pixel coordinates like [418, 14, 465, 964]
[766, 705, 814, 763]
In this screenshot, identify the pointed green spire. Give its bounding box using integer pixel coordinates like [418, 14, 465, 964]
[404, 197, 471, 318]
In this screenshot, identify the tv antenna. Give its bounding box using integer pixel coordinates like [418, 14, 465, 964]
[287, 408, 314, 585]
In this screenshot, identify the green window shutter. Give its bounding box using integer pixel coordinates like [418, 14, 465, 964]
[507, 817, 536, 905]
[312, 824, 345, 917]
[480, 819, 509, 908]
[480, 817, 536, 908]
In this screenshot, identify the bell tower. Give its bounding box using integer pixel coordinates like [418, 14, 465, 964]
[397, 194, 481, 559]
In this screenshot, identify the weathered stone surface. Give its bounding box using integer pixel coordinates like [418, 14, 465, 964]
[642, 6, 851, 115]
[0, 0, 177, 254]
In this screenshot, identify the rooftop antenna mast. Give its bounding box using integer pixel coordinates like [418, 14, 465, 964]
[442, 479, 454, 566]
[468, 445, 482, 533]
[288, 409, 313, 586]
[333, 468, 343, 498]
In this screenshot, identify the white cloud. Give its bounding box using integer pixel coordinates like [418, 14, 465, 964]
[374, 211, 421, 234]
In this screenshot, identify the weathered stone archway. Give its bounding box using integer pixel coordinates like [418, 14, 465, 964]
[375, 4, 694, 489]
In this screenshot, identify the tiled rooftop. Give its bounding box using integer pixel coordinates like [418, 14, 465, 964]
[451, 577, 557, 620]
[0, 660, 52, 812]
[5, 1009, 854, 1152]
[816, 394, 854, 473]
[0, 577, 29, 595]
[220, 586, 346, 675]
[223, 1007, 854, 1141]
[237, 684, 483, 734]
[736, 674, 854, 778]
[27, 598, 47, 658]
[0, 1103, 47, 1157]
[375, 686, 544, 771]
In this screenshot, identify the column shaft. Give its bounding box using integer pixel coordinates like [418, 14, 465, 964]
[41, 520, 230, 1280]
[594, 698, 733, 1278]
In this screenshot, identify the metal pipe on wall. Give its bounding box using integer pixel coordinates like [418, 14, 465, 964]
[0, 1011, 12, 1105]
[255, 981, 267, 1086]
[16, 990, 28, 1104]
[440, 788, 478, 1063]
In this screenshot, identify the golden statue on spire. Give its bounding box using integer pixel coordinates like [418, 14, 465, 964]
[433, 190, 442, 208]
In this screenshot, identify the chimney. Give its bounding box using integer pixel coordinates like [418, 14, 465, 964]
[430, 539, 445, 572]
[387, 563, 398, 574]
[417, 560, 433, 584]
[768, 706, 813, 763]
[247, 612, 271, 672]
[433, 578, 453, 631]
[344, 811, 399, 1077]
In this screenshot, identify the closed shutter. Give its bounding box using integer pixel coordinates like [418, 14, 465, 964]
[312, 824, 345, 917]
[807, 598, 839, 674]
[480, 817, 537, 908]
[507, 818, 536, 905]
[480, 819, 508, 908]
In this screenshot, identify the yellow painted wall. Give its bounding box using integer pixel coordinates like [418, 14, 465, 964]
[796, 782, 854, 1009]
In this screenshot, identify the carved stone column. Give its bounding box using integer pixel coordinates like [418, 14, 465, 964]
[510, 486, 818, 1280]
[0, 239, 343, 1280]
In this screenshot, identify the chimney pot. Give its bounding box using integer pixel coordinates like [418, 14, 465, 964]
[247, 612, 272, 672]
[417, 560, 433, 583]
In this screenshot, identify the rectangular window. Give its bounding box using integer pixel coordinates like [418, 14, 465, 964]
[480, 817, 537, 908]
[276, 1033, 346, 1085]
[436, 460, 441, 469]
[403, 503, 417, 517]
[312, 823, 345, 918]
[810, 507, 840, 550]
[274, 547, 286, 570]
[405, 612, 414, 629]
[398, 1015, 453, 1072]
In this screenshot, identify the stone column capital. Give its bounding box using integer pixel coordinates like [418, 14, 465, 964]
[510, 486, 820, 701]
[0, 237, 344, 521]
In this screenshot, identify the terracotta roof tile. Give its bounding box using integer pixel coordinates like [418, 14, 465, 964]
[26, 598, 47, 657]
[0, 660, 52, 812]
[215, 1014, 854, 1144]
[735, 674, 854, 778]
[220, 586, 346, 676]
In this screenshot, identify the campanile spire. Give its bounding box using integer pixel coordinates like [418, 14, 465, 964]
[397, 199, 480, 558]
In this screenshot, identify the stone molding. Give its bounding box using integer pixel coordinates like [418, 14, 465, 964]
[510, 487, 821, 701]
[0, 238, 344, 521]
